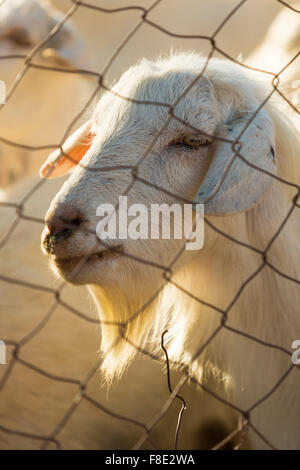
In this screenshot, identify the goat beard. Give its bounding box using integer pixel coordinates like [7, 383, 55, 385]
[88, 273, 170, 383]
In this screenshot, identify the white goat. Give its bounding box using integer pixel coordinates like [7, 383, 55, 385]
[0, 0, 91, 188]
[40, 53, 300, 449]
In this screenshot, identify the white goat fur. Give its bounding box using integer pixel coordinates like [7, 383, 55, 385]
[42, 53, 300, 449]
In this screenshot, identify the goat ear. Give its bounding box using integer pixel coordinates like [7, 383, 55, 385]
[193, 109, 277, 215]
[40, 120, 94, 178]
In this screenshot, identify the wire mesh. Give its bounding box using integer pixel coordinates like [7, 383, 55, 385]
[0, 0, 299, 450]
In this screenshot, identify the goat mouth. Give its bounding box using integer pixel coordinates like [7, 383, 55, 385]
[53, 245, 124, 270]
[87, 245, 124, 262]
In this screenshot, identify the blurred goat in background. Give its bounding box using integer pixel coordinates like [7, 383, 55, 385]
[0, 0, 92, 188]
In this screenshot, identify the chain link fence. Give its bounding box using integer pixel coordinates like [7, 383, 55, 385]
[0, 0, 299, 450]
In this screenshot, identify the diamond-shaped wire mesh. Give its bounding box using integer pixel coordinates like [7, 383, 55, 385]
[0, 0, 299, 450]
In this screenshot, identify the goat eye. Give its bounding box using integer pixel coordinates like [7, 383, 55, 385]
[167, 134, 212, 150]
[183, 134, 212, 147]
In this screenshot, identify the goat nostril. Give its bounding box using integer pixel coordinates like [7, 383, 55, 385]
[57, 216, 83, 233]
[46, 205, 84, 235]
[69, 216, 82, 227]
[56, 228, 73, 240]
[59, 212, 84, 230]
